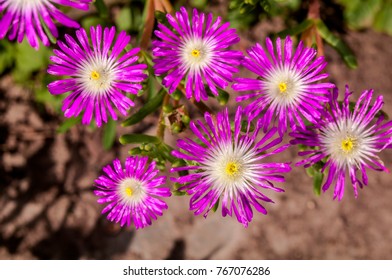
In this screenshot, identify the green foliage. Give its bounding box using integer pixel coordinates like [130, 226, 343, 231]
[12, 40, 51, 83]
[102, 119, 117, 150]
[190, 0, 208, 9]
[228, 0, 301, 29]
[338, 0, 392, 35]
[94, 0, 109, 19]
[277, 19, 314, 37]
[115, 5, 144, 33]
[315, 19, 358, 69]
[57, 116, 82, 134]
[81, 16, 108, 30]
[122, 89, 165, 127]
[305, 161, 325, 196]
[0, 41, 15, 75]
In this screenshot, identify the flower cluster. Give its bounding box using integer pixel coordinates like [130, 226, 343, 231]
[4, 4, 389, 229]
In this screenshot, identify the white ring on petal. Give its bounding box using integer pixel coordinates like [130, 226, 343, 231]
[319, 117, 379, 169]
[117, 177, 146, 206]
[180, 36, 214, 73]
[202, 139, 259, 198]
[263, 66, 305, 108]
[3, 0, 48, 11]
[75, 54, 117, 96]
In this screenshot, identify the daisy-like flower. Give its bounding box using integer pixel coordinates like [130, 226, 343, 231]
[0, 0, 91, 50]
[152, 7, 243, 102]
[47, 25, 147, 127]
[232, 36, 335, 136]
[94, 156, 171, 229]
[171, 107, 291, 227]
[291, 86, 392, 200]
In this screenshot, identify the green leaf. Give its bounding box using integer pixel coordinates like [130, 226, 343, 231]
[0, 40, 15, 75]
[155, 11, 168, 25]
[34, 85, 64, 111]
[115, 6, 132, 31]
[94, 0, 109, 19]
[338, 0, 382, 29]
[12, 39, 51, 82]
[373, 2, 392, 36]
[190, 0, 208, 9]
[102, 118, 117, 150]
[157, 143, 179, 163]
[39, 17, 57, 44]
[313, 171, 324, 196]
[57, 116, 82, 134]
[277, 19, 314, 38]
[129, 147, 142, 155]
[122, 89, 165, 127]
[81, 16, 107, 30]
[315, 19, 358, 69]
[217, 88, 230, 106]
[119, 134, 161, 145]
[305, 165, 316, 177]
[172, 190, 187, 196]
[211, 198, 220, 213]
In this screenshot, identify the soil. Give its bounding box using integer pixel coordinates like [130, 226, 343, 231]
[1, 21, 392, 259]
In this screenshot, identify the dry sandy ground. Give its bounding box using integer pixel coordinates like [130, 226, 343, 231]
[1, 21, 392, 259]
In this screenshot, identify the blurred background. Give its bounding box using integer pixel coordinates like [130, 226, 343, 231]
[1, 0, 392, 259]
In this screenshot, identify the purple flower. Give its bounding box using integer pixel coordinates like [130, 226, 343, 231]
[291, 86, 392, 200]
[232, 36, 335, 136]
[0, 0, 91, 50]
[171, 107, 291, 227]
[47, 25, 147, 127]
[94, 156, 171, 229]
[152, 7, 243, 102]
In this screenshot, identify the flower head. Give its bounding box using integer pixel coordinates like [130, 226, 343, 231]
[291, 86, 392, 200]
[47, 25, 147, 127]
[94, 156, 171, 229]
[171, 107, 291, 227]
[0, 0, 91, 49]
[232, 36, 335, 135]
[152, 7, 243, 101]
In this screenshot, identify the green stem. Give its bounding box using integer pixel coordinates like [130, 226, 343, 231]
[156, 93, 170, 139]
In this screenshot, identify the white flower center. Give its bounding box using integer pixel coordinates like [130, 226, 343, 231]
[3, 0, 47, 11]
[202, 139, 257, 197]
[117, 178, 146, 205]
[180, 37, 213, 73]
[264, 66, 305, 108]
[319, 117, 378, 169]
[76, 54, 116, 95]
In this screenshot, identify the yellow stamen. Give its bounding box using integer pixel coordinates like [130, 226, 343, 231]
[341, 137, 355, 153]
[125, 187, 133, 197]
[191, 49, 200, 57]
[225, 162, 240, 176]
[91, 70, 100, 80]
[279, 82, 287, 93]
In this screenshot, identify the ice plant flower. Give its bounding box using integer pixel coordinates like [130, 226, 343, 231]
[0, 0, 91, 49]
[232, 36, 335, 136]
[47, 25, 147, 127]
[171, 107, 291, 227]
[290, 86, 392, 200]
[94, 156, 171, 229]
[152, 7, 243, 102]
